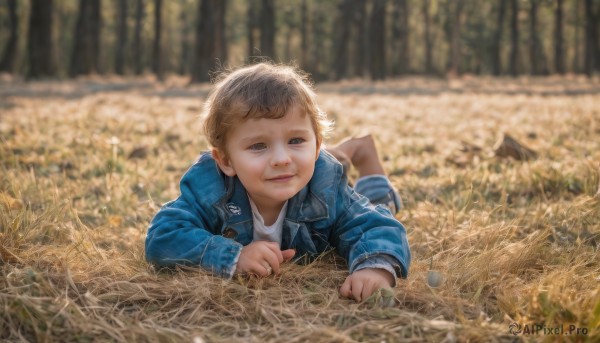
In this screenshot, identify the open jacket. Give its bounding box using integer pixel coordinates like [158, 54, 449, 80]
[145, 150, 411, 279]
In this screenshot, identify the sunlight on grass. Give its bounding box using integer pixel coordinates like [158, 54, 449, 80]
[1, 76, 599, 342]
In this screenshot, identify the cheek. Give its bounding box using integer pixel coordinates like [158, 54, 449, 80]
[234, 154, 266, 176]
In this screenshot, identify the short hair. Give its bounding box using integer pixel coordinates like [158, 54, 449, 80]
[202, 63, 332, 154]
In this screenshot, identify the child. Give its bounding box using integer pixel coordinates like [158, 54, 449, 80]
[145, 63, 411, 302]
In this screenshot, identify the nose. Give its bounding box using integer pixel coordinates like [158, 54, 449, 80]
[271, 144, 291, 167]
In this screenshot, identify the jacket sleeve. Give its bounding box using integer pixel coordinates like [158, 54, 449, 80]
[145, 164, 243, 279]
[332, 184, 411, 278]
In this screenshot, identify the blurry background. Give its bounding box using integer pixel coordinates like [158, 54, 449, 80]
[0, 0, 599, 82]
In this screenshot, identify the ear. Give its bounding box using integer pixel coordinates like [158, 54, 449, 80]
[211, 148, 236, 177]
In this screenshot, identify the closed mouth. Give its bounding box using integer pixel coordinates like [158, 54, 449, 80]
[267, 174, 294, 182]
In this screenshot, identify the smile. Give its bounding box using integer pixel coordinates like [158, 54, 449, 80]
[267, 174, 294, 182]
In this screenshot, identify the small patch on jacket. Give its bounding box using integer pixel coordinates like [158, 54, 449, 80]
[222, 227, 237, 239]
[226, 203, 242, 215]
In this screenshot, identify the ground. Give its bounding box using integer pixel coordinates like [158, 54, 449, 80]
[1, 75, 599, 342]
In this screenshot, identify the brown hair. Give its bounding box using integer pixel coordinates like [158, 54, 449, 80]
[202, 63, 332, 154]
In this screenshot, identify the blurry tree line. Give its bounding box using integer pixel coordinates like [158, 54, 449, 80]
[0, 0, 599, 81]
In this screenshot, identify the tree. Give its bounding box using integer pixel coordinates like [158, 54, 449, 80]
[529, 0, 548, 75]
[133, 0, 145, 75]
[422, 0, 433, 74]
[573, 0, 582, 73]
[153, 0, 164, 80]
[554, 0, 565, 74]
[27, 0, 56, 78]
[192, 0, 213, 82]
[509, 0, 519, 76]
[369, 0, 387, 80]
[351, 0, 368, 77]
[492, 0, 507, 75]
[391, 0, 410, 75]
[0, 0, 18, 73]
[179, 0, 193, 75]
[260, 0, 275, 60]
[310, 5, 326, 79]
[247, 0, 258, 61]
[70, 0, 102, 76]
[192, 0, 227, 82]
[332, 0, 354, 80]
[214, 0, 228, 65]
[115, 0, 128, 75]
[300, 0, 309, 69]
[584, 0, 598, 76]
[448, 0, 464, 76]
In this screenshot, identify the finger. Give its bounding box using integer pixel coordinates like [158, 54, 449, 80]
[339, 277, 352, 298]
[362, 281, 375, 301]
[351, 279, 364, 302]
[247, 262, 269, 277]
[281, 249, 296, 262]
[262, 249, 282, 275]
[262, 241, 284, 264]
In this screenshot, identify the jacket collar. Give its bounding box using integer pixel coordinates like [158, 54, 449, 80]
[217, 175, 329, 226]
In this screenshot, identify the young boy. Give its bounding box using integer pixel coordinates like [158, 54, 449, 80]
[145, 63, 411, 302]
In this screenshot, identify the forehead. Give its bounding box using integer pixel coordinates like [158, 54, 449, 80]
[227, 106, 315, 140]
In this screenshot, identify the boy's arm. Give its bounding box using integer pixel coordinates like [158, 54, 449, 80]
[145, 165, 243, 279]
[332, 185, 411, 279]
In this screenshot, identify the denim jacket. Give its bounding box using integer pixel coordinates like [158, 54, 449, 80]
[145, 150, 411, 279]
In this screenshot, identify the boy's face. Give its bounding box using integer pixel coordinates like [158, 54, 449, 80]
[213, 105, 320, 212]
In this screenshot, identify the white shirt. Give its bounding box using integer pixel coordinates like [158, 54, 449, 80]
[248, 196, 288, 246]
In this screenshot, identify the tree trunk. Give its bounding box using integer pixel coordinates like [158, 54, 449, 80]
[392, 0, 410, 75]
[300, 0, 308, 69]
[179, 0, 191, 74]
[70, 0, 102, 76]
[391, 0, 408, 75]
[153, 0, 164, 80]
[247, 0, 258, 62]
[509, 0, 519, 76]
[573, 0, 581, 73]
[311, 7, 325, 80]
[554, 0, 565, 74]
[214, 0, 228, 66]
[595, 1, 600, 72]
[192, 0, 215, 82]
[492, 0, 506, 75]
[115, 0, 128, 75]
[90, 0, 102, 73]
[584, 0, 596, 76]
[352, 0, 368, 77]
[332, 0, 354, 80]
[0, 0, 18, 73]
[27, 0, 56, 78]
[133, 0, 145, 75]
[423, 0, 433, 74]
[529, 0, 538, 75]
[369, 0, 387, 80]
[448, 0, 463, 76]
[260, 0, 275, 60]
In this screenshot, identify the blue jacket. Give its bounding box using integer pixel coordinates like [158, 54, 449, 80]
[145, 150, 411, 279]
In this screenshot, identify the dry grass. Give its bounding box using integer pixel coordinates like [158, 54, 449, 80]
[1, 75, 599, 342]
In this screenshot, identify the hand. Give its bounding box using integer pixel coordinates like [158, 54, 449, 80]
[339, 268, 395, 302]
[235, 241, 295, 277]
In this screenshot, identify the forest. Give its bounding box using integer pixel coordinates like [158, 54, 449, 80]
[1, 0, 600, 81]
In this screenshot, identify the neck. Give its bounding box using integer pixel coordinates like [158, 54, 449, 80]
[250, 197, 286, 226]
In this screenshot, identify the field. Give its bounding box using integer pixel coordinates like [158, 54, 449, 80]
[1, 75, 599, 342]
